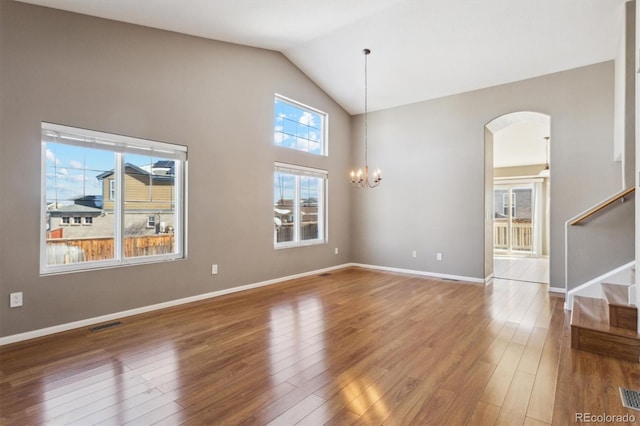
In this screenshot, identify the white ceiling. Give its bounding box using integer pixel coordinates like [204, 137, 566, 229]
[17, 0, 627, 115]
[494, 122, 550, 169]
[489, 112, 551, 168]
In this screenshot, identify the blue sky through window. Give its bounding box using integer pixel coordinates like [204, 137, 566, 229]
[274, 97, 325, 155]
[45, 142, 114, 205]
[45, 142, 172, 206]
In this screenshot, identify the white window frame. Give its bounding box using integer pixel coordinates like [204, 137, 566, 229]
[274, 94, 328, 156]
[84, 217, 93, 225]
[61, 216, 70, 225]
[274, 162, 327, 249]
[503, 192, 516, 217]
[40, 122, 188, 275]
[147, 215, 156, 229]
[109, 180, 116, 201]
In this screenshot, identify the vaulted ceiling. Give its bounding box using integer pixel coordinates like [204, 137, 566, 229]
[17, 0, 627, 115]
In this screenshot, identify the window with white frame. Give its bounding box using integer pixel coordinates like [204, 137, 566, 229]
[274, 95, 326, 155]
[274, 163, 326, 247]
[41, 122, 187, 275]
[147, 215, 156, 228]
[503, 192, 516, 217]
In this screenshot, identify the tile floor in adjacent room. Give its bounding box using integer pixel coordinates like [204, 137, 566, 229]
[494, 256, 549, 284]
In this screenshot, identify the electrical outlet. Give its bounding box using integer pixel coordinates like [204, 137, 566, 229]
[437, 253, 443, 261]
[335, 247, 339, 255]
[412, 250, 417, 258]
[211, 264, 218, 275]
[10, 292, 23, 308]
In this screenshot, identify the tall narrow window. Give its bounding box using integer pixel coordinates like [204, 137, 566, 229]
[274, 163, 326, 247]
[41, 122, 187, 275]
[274, 95, 327, 155]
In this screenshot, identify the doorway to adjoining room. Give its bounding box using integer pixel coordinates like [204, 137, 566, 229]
[486, 111, 550, 284]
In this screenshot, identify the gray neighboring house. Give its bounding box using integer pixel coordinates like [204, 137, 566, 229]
[47, 203, 105, 239]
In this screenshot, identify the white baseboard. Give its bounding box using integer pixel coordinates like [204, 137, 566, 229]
[0, 262, 501, 346]
[0, 263, 352, 346]
[351, 263, 485, 284]
[548, 287, 566, 294]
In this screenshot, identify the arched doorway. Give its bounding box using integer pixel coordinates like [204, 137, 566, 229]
[485, 111, 551, 284]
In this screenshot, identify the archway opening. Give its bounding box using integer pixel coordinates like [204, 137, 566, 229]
[485, 111, 551, 284]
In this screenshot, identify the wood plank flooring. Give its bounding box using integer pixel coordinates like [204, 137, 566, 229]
[0, 267, 638, 425]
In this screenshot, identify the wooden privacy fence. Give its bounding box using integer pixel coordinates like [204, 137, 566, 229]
[46, 234, 174, 264]
[275, 222, 318, 243]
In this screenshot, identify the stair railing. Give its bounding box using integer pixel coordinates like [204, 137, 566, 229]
[569, 186, 635, 226]
[565, 186, 635, 308]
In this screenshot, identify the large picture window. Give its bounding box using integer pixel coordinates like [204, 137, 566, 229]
[274, 163, 327, 248]
[41, 122, 187, 275]
[274, 95, 327, 155]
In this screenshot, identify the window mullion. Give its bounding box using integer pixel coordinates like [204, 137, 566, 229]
[294, 176, 301, 243]
[319, 178, 325, 243]
[174, 160, 183, 256]
[114, 152, 124, 262]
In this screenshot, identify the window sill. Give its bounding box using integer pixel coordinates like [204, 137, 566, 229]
[275, 240, 326, 250]
[40, 254, 186, 276]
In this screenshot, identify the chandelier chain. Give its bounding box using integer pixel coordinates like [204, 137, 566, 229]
[364, 48, 368, 168]
[350, 48, 381, 189]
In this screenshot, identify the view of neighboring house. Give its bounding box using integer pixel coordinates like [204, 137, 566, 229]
[97, 161, 177, 235]
[46, 202, 103, 238]
[47, 161, 176, 239]
[45, 161, 177, 264]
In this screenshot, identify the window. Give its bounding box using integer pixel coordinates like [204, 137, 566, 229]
[274, 163, 326, 247]
[147, 215, 156, 228]
[274, 95, 326, 155]
[503, 192, 516, 217]
[41, 122, 187, 275]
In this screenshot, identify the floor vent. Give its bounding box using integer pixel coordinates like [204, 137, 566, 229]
[89, 321, 123, 332]
[318, 273, 332, 277]
[620, 387, 640, 411]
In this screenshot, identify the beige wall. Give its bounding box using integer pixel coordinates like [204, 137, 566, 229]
[484, 128, 494, 279]
[351, 61, 631, 290]
[493, 164, 546, 178]
[0, 2, 352, 337]
[624, 1, 636, 188]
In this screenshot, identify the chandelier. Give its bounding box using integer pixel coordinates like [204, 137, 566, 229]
[350, 48, 381, 188]
[538, 136, 550, 177]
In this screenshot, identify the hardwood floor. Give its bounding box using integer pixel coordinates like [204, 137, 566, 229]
[0, 267, 638, 425]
